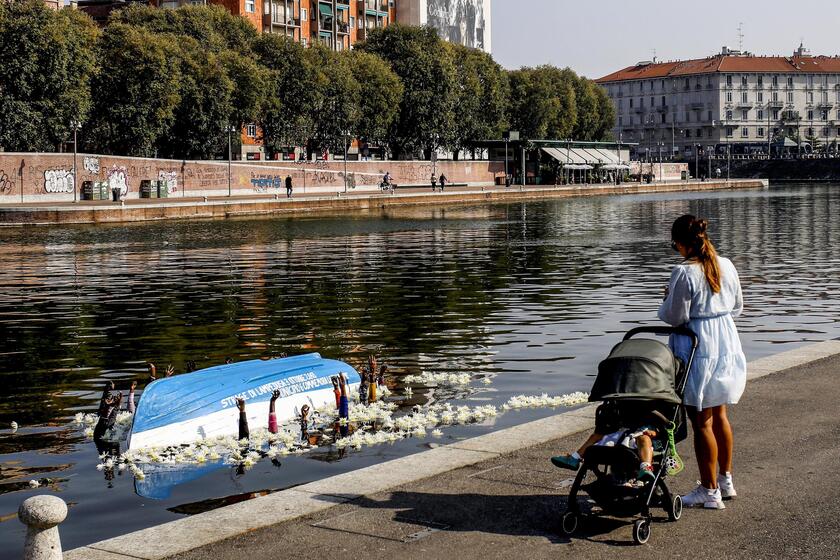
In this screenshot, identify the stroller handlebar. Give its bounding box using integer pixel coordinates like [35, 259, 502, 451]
[622, 326, 698, 349]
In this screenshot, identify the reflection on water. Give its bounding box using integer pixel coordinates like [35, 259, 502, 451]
[0, 184, 838, 549]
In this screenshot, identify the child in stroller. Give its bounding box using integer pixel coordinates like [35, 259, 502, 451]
[552, 400, 664, 481]
[556, 326, 698, 545]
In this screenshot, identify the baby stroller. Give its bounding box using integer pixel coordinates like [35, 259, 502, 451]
[560, 326, 698, 545]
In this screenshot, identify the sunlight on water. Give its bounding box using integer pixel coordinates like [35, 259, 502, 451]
[0, 184, 837, 549]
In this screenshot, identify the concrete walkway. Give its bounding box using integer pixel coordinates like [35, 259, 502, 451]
[163, 351, 840, 560]
[0, 179, 767, 226]
[63, 340, 840, 560]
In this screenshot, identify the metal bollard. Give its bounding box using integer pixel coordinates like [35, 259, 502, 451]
[19, 495, 67, 560]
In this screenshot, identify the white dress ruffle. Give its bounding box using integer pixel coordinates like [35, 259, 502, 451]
[658, 257, 747, 410]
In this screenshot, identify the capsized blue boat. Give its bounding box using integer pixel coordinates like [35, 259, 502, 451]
[128, 353, 360, 450]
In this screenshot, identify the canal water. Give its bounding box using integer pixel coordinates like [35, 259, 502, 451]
[0, 184, 838, 550]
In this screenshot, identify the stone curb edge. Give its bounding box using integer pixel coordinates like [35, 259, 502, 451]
[64, 338, 840, 560]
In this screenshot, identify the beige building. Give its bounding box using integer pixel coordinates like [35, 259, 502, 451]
[597, 44, 840, 158]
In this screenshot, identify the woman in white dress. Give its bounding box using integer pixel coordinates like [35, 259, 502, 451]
[658, 215, 747, 510]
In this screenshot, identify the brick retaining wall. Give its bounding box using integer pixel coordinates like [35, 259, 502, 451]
[0, 153, 505, 203]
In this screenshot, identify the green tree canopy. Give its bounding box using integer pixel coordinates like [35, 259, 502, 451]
[0, 0, 99, 151]
[157, 39, 235, 160]
[344, 50, 404, 148]
[359, 25, 457, 158]
[84, 23, 182, 157]
[252, 34, 316, 153]
[304, 44, 361, 155]
[446, 43, 508, 156]
[111, 4, 257, 55]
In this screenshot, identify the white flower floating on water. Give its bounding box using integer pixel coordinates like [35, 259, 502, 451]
[502, 392, 590, 410]
[402, 372, 472, 386]
[77, 389, 589, 479]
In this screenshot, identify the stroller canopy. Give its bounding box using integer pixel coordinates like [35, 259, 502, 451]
[589, 338, 682, 404]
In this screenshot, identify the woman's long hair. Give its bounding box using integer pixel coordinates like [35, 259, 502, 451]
[671, 215, 721, 293]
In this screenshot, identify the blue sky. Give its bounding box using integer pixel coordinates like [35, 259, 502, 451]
[492, 0, 840, 78]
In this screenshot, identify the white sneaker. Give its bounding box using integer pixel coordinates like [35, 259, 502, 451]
[718, 473, 737, 499]
[682, 484, 726, 509]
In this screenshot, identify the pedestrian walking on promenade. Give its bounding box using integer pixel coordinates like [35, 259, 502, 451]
[658, 215, 746, 510]
[285, 175, 293, 198]
[431, 174, 438, 192]
[439, 173, 447, 191]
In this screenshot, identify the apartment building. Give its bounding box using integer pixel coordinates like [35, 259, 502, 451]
[597, 44, 840, 158]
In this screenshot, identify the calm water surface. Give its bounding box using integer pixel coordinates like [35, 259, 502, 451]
[0, 184, 838, 549]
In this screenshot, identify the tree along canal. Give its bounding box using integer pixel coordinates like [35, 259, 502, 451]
[0, 183, 837, 550]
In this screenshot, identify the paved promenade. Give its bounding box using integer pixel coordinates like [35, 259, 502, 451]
[168, 352, 840, 560]
[64, 340, 840, 560]
[0, 179, 766, 225]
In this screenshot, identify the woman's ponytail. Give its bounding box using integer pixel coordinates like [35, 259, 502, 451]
[671, 215, 722, 293]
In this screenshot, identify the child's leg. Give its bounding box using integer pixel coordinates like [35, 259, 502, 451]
[577, 432, 604, 457]
[636, 434, 653, 464]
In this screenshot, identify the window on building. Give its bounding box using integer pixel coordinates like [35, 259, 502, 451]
[787, 92, 794, 103]
[742, 110, 748, 120]
[741, 127, 749, 138]
[686, 129, 692, 138]
[741, 75, 748, 86]
[837, 127, 840, 136]
[772, 76, 779, 86]
[246, 124, 257, 137]
[640, 97, 645, 108]
[807, 110, 814, 120]
[758, 76, 764, 87]
[726, 110, 733, 120]
[707, 110, 712, 121]
[649, 81, 654, 91]
[726, 75, 733, 86]
[629, 98, 634, 108]
[772, 91, 779, 102]
[684, 78, 690, 89]
[301, 8, 307, 19]
[245, 0, 255, 12]
[757, 92, 764, 103]
[708, 128, 714, 138]
[807, 127, 815, 137]
[726, 92, 733, 102]
[823, 127, 830, 137]
[773, 127, 780, 137]
[773, 110, 780, 120]
[726, 127, 734, 137]
[350, 16, 355, 27]
[661, 96, 666, 106]
[661, 113, 666, 124]
[618, 116, 623, 126]
[822, 110, 829, 120]
[741, 92, 748, 103]
[822, 91, 829, 104]
[787, 76, 794, 87]
[808, 75, 814, 87]
[758, 127, 765, 137]
[807, 91, 814, 103]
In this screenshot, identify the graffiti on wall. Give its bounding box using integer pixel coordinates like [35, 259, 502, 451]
[44, 169, 74, 193]
[250, 173, 285, 192]
[83, 157, 100, 174]
[0, 171, 15, 194]
[158, 171, 178, 193]
[107, 165, 128, 196]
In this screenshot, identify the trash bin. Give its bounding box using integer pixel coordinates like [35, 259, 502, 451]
[158, 180, 169, 198]
[112, 187, 121, 202]
[81, 181, 94, 201]
[98, 182, 109, 200]
[140, 180, 153, 199]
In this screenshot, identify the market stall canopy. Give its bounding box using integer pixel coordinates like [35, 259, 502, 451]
[542, 147, 621, 166]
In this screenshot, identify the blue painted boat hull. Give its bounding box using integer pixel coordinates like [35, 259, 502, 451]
[128, 353, 359, 450]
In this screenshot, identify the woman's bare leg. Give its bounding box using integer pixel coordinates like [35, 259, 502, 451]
[691, 408, 718, 489]
[711, 405, 734, 475]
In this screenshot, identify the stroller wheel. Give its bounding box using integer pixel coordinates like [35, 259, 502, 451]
[632, 518, 651, 545]
[667, 494, 683, 522]
[560, 511, 579, 536]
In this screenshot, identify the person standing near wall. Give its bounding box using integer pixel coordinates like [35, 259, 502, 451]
[285, 175, 293, 199]
[431, 174, 438, 192]
[439, 173, 448, 191]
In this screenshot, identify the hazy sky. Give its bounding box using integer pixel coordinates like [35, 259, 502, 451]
[492, 0, 840, 79]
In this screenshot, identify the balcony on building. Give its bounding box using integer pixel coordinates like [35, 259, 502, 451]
[263, 2, 300, 30]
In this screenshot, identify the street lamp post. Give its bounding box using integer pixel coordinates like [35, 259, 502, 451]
[227, 125, 234, 197]
[70, 120, 81, 203]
